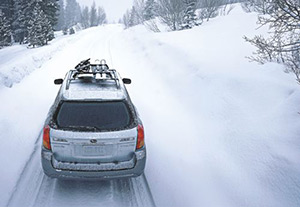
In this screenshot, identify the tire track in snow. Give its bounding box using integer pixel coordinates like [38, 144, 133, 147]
[6, 132, 44, 207]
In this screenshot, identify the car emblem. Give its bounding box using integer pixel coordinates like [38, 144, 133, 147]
[90, 139, 97, 144]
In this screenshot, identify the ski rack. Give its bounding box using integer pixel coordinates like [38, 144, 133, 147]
[66, 59, 120, 90]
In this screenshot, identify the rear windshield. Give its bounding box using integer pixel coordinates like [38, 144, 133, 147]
[55, 101, 132, 131]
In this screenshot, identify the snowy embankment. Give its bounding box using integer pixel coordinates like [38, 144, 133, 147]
[1, 4, 300, 207]
[110, 6, 300, 207]
[0, 33, 72, 88]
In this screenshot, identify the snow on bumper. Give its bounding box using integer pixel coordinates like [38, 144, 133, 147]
[41, 147, 146, 179]
[52, 156, 135, 171]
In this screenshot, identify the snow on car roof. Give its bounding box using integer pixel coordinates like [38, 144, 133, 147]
[61, 78, 126, 100]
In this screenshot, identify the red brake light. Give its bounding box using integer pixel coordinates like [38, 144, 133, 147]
[136, 124, 144, 149]
[43, 125, 51, 150]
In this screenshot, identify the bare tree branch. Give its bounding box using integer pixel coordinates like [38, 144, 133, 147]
[245, 0, 300, 83]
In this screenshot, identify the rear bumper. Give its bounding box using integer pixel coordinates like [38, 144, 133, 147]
[41, 147, 146, 179]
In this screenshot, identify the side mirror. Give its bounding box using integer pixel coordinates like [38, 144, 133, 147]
[54, 79, 63, 85]
[122, 78, 131, 84]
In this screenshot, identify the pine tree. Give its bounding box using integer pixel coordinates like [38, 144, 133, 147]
[55, 0, 65, 31]
[181, 0, 198, 29]
[39, 0, 56, 40]
[69, 27, 75, 34]
[97, 6, 107, 25]
[0, 0, 14, 23]
[122, 10, 131, 29]
[65, 0, 75, 28]
[81, 6, 90, 28]
[65, 0, 81, 28]
[13, 0, 29, 43]
[44, 15, 54, 43]
[13, 0, 57, 44]
[74, 2, 82, 25]
[144, 0, 156, 21]
[129, 6, 139, 27]
[40, 0, 59, 29]
[0, 11, 12, 48]
[90, 1, 97, 27]
[27, 3, 53, 47]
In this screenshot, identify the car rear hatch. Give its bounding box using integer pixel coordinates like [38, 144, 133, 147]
[50, 100, 137, 163]
[50, 128, 137, 163]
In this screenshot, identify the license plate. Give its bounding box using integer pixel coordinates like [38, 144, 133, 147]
[83, 145, 110, 156]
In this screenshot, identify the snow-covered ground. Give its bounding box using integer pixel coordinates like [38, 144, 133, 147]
[1, 4, 300, 207]
[0, 32, 71, 88]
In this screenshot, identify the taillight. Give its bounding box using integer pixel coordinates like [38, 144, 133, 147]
[136, 124, 145, 149]
[43, 125, 51, 150]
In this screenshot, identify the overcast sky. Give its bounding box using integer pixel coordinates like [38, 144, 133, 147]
[76, 0, 133, 22]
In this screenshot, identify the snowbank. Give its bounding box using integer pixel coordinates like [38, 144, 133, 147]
[0, 32, 80, 88]
[110, 5, 300, 207]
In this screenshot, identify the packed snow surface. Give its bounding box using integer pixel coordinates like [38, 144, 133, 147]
[0, 5, 300, 207]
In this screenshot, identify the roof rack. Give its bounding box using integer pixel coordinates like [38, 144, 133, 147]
[66, 59, 120, 90]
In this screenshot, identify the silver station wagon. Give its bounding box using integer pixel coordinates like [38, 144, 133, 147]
[41, 59, 146, 179]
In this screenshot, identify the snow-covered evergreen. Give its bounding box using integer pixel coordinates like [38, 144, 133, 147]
[122, 10, 131, 29]
[81, 6, 90, 29]
[27, 3, 53, 47]
[10, 0, 57, 46]
[55, 0, 65, 31]
[181, 0, 198, 29]
[0, 11, 12, 48]
[69, 27, 75, 34]
[129, 6, 139, 27]
[65, 0, 81, 28]
[40, 0, 59, 30]
[12, 0, 29, 44]
[2, 0, 109, 49]
[90, 2, 98, 27]
[143, 0, 156, 21]
[97, 6, 107, 25]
